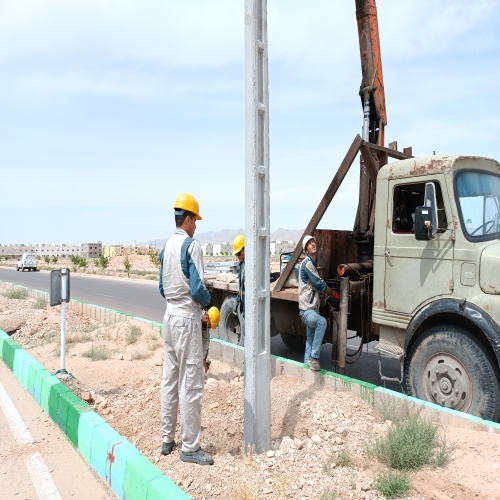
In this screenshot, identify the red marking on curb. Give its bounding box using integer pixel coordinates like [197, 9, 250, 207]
[108, 441, 123, 486]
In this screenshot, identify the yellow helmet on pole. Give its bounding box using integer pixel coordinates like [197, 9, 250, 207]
[233, 234, 245, 255]
[208, 307, 220, 330]
[173, 193, 202, 220]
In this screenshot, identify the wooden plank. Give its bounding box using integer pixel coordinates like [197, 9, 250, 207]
[274, 135, 363, 292]
[359, 146, 378, 184]
[363, 140, 412, 160]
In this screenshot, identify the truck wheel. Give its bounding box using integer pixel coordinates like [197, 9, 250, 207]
[280, 331, 305, 352]
[219, 296, 244, 347]
[405, 325, 500, 421]
[22, 266, 25, 272]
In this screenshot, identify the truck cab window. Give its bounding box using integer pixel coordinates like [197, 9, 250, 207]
[455, 171, 500, 241]
[392, 182, 447, 233]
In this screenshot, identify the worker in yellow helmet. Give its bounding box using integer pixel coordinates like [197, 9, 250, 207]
[159, 192, 214, 465]
[233, 235, 245, 346]
[201, 306, 220, 372]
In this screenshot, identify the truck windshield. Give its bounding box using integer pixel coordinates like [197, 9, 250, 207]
[456, 171, 500, 241]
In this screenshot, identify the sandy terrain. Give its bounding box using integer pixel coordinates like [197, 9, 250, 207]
[1, 285, 499, 500]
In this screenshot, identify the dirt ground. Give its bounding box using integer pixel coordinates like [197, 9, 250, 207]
[0, 254, 280, 280]
[1, 285, 500, 500]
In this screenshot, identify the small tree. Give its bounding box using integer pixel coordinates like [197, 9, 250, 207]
[124, 254, 131, 277]
[52, 256, 58, 264]
[44, 256, 50, 264]
[99, 255, 109, 271]
[149, 251, 160, 269]
[79, 257, 88, 272]
[69, 255, 79, 272]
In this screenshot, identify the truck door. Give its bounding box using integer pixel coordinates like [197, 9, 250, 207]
[384, 177, 453, 313]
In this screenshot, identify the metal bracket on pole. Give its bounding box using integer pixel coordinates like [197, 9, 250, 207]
[244, 0, 271, 453]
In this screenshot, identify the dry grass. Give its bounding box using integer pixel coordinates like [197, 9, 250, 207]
[230, 481, 258, 500]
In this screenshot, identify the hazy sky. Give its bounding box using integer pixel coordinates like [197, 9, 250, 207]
[1, 0, 499, 244]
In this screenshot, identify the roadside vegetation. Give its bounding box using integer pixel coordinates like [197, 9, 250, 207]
[82, 344, 112, 361]
[3, 289, 27, 300]
[366, 407, 455, 498]
[126, 325, 141, 344]
[33, 297, 47, 309]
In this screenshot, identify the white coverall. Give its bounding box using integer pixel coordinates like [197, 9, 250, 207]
[159, 229, 211, 452]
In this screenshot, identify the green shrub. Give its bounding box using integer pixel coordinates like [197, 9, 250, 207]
[4, 289, 27, 300]
[52, 256, 58, 264]
[131, 349, 151, 360]
[126, 325, 141, 344]
[375, 471, 411, 499]
[369, 414, 440, 471]
[44, 256, 50, 264]
[82, 345, 111, 361]
[33, 297, 47, 309]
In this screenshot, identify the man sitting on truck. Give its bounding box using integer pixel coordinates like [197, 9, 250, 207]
[298, 235, 335, 371]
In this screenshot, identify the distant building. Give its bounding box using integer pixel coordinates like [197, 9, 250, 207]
[270, 241, 296, 255]
[201, 243, 213, 256]
[0, 242, 102, 258]
[212, 242, 233, 256]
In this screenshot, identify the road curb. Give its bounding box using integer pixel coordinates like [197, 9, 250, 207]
[0, 324, 190, 499]
[2, 280, 500, 436]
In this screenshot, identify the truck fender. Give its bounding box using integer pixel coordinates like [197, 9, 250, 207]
[404, 298, 500, 367]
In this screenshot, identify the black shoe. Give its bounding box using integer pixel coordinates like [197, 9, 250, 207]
[161, 441, 176, 455]
[180, 447, 214, 465]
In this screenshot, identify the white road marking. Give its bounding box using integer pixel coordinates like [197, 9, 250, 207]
[25, 452, 63, 500]
[0, 382, 62, 500]
[0, 382, 33, 445]
[94, 292, 114, 297]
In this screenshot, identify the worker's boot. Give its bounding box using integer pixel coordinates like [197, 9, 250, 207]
[307, 358, 321, 371]
[161, 441, 176, 456]
[180, 447, 214, 465]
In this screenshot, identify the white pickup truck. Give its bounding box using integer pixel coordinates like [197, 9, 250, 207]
[16, 253, 37, 272]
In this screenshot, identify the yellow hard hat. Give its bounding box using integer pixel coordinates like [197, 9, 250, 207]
[233, 234, 245, 255]
[208, 307, 220, 330]
[173, 193, 202, 220]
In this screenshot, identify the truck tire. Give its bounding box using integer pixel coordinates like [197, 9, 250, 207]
[219, 296, 244, 347]
[405, 325, 500, 421]
[280, 331, 305, 352]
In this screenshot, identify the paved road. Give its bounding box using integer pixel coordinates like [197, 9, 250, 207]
[0, 360, 113, 499]
[0, 267, 402, 391]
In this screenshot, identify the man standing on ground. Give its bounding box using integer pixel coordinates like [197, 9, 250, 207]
[158, 193, 214, 465]
[298, 235, 335, 371]
[233, 234, 245, 346]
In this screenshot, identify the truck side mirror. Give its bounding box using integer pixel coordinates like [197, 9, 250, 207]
[415, 182, 438, 240]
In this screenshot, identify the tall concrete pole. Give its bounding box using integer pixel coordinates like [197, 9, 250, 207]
[244, 0, 271, 453]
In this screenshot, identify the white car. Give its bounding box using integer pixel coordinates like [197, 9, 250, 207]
[17, 253, 37, 272]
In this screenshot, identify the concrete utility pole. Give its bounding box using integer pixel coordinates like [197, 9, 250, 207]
[244, 0, 271, 453]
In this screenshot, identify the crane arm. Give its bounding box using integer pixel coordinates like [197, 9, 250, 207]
[355, 0, 386, 146]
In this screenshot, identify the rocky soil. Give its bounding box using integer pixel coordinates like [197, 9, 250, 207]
[1, 284, 500, 500]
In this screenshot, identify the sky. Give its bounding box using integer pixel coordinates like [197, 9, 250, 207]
[1, 0, 499, 245]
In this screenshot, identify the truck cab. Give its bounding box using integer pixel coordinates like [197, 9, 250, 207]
[374, 155, 500, 420]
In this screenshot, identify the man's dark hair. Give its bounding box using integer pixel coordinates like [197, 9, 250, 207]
[175, 210, 195, 227]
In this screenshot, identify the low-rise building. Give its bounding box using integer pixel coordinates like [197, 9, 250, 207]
[212, 242, 233, 256]
[270, 240, 296, 255]
[201, 243, 213, 256]
[0, 242, 102, 258]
